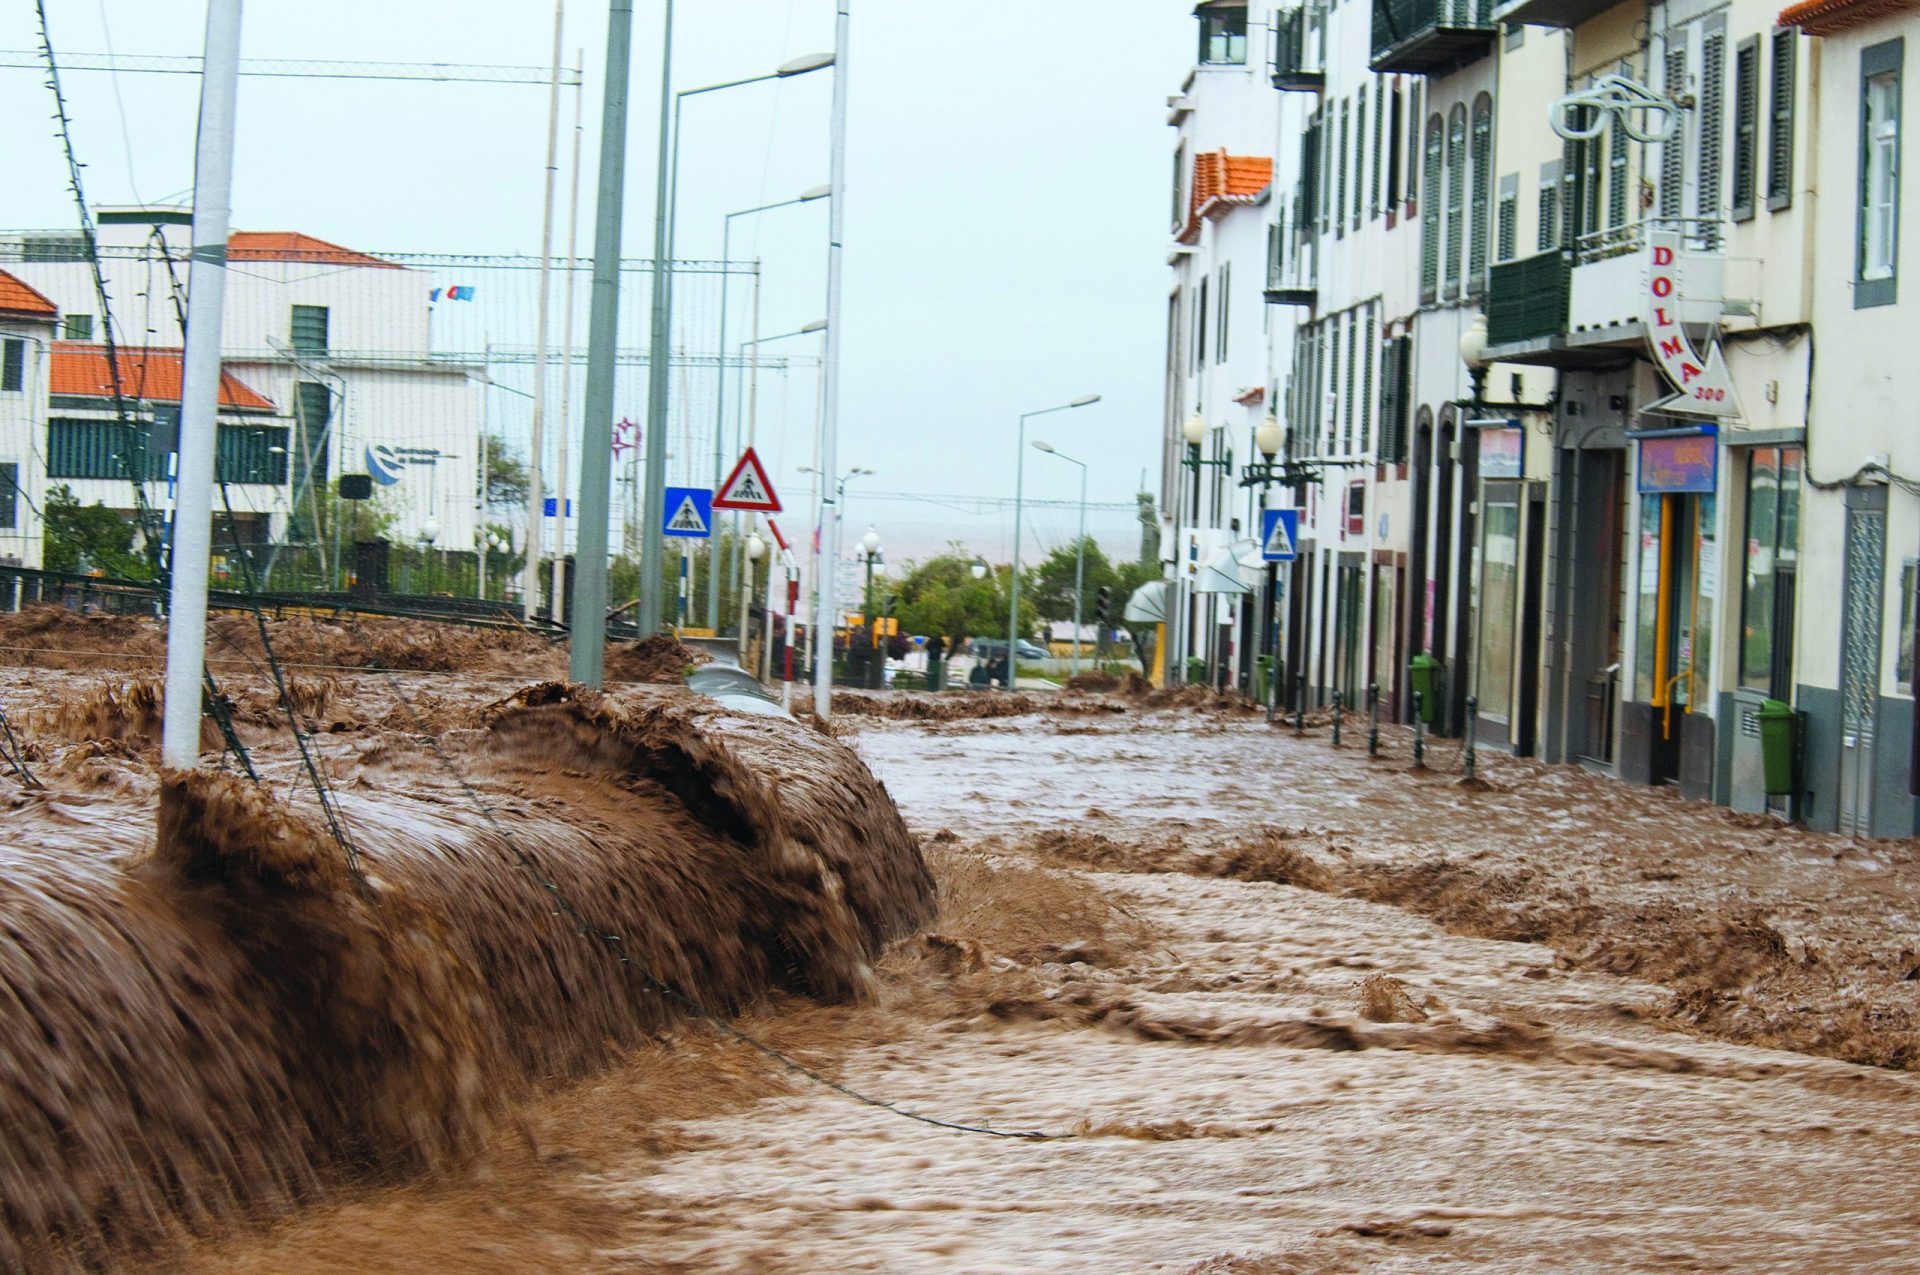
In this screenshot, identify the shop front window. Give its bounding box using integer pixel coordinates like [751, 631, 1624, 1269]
[1476, 487, 1521, 720]
[1739, 445, 1802, 695]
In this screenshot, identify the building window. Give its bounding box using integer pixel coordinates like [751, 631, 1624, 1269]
[1198, 2, 1248, 65]
[1386, 83, 1404, 211]
[1768, 31, 1798, 211]
[1172, 145, 1187, 232]
[1538, 163, 1561, 251]
[1, 340, 22, 392]
[1699, 28, 1727, 247]
[294, 381, 333, 494]
[1661, 38, 1689, 219]
[48, 417, 163, 480]
[1469, 94, 1492, 294]
[1343, 310, 1358, 453]
[1733, 36, 1761, 221]
[1337, 97, 1351, 240]
[290, 304, 330, 356]
[1445, 103, 1467, 299]
[1360, 307, 1375, 453]
[1216, 264, 1230, 363]
[0, 464, 16, 529]
[217, 426, 292, 485]
[1371, 77, 1386, 219]
[1859, 38, 1903, 308]
[62, 314, 93, 342]
[1407, 81, 1424, 211]
[1739, 445, 1801, 695]
[1421, 114, 1444, 302]
[1497, 174, 1518, 261]
[1301, 109, 1322, 236]
[1354, 88, 1368, 231]
[1326, 318, 1341, 453]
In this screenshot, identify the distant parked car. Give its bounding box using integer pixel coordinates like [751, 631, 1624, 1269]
[970, 637, 1050, 661]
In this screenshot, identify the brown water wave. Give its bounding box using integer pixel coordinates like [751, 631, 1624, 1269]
[0, 684, 932, 1270]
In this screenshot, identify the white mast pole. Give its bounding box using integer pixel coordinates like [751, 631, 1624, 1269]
[552, 52, 584, 623]
[813, 0, 849, 718]
[160, 0, 244, 770]
[522, 0, 565, 621]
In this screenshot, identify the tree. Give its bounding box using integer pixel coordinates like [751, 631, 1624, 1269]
[485, 434, 530, 514]
[43, 485, 152, 579]
[895, 546, 1036, 647]
[1024, 537, 1118, 625]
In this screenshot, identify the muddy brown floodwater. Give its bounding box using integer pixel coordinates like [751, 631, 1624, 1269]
[5, 629, 1920, 1272]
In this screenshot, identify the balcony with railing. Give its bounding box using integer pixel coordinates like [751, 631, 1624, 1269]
[1486, 217, 1756, 362]
[1369, 0, 1497, 74]
[1263, 215, 1316, 307]
[1492, 0, 1616, 32]
[1271, 7, 1324, 91]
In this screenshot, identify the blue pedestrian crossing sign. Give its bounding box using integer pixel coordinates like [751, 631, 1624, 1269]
[1260, 508, 1299, 561]
[662, 487, 713, 539]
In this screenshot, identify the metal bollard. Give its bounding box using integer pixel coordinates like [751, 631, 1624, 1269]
[1331, 691, 1343, 747]
[1368, 682, 1380, 757]
[1294, 674, 1306, 735]
[1412, 691, 1426, 769]
[1464, 696, 1478, 780]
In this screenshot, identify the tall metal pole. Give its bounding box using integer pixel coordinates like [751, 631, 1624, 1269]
[1071, 460, 1086, 675]
[568, 0, 639, 684]
[707, 206, 731, 632]
[523, 0, 566, 621]
[552, 54, 584, 624]
[160, 0, 243, 770]
[812, 0, 849, 718]
[1007, 416, 1028, 691]
[634, 0, 674, 637]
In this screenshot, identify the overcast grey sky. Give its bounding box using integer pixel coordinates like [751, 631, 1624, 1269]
[1, 2, 1193, 565]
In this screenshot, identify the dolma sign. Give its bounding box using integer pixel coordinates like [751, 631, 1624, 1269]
[1644, 229, 1740, 418]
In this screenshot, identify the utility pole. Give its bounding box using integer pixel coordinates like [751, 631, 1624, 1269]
[813, 0, 848, 718]
[160, 0, 242, 770]
[568, 0, 639, 685]
[635, 0, 674, 637]
[552, 51, 585, 625]
[523, 0, 565, 622]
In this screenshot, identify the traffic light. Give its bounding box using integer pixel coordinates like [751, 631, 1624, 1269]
[1094, 585, 1112, 627]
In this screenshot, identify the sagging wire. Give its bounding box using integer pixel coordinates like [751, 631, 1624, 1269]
[346, 614, 1063, 1143]
[35, 0, 167, 576]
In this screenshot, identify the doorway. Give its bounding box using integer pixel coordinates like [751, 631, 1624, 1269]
[1634, 490, 1717, 785]
[1839, 488, 1887, 835]
[1516, 483, 1547, 756]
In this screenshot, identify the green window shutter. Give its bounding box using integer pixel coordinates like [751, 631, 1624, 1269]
[1538, 161, 1561, 251]
[1469, 96, 1492, 294]
[1421, 116, 1443, 302]
[1343, 312, 1358, 454]
[1662, 40, 1688, 219]
[1354, 88, 1367, 230]
[1767, 32, 1797, 210]
[1445, 105, 1466, 298]
[1497, 174, 1518, 261]
[1, 339, 22, 392]
[1372, 78, 1386, 218]
[1337, 97, 1351, 239]
[0, 463, 16, 529]
[1326, 318, 1340, 453]
[1699, 29, 1727, 244]
[1360, 308, 1376, 454]
[1733, 36, 1760, 221]
[1608, 109, 1630, 228]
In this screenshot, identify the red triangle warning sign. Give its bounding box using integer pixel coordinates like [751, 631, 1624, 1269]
[713, 446, 781, 512]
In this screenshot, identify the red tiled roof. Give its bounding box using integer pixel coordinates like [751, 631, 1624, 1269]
[1179, 150, 1273, 244]
[49, 343, 277, 412]
[227, 231, 402, 269]
[0, 269, 57, 320]
[1779, 0, 1918, 34]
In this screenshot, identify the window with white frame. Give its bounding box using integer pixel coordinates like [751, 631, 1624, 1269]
[1859, 38, 1902, 307]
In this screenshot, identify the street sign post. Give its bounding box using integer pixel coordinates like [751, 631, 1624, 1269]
[713, 445, 781, 512]
[1260, 508, 1299, 562]
[662, 486, 713, 539]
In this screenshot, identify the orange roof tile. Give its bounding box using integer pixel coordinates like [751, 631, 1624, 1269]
[1179, 150, 1273, 244]
[1779, 0, 1918, 33]
[49, 343, 277, 412]
[0, 270, 57, 320]
[227, 231, 402, 269]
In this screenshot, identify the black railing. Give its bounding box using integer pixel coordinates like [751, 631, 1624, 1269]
[1370, 0, 1496, 70]
[1271, 8, 1323, 89]
[1486, 251, 1570, 347]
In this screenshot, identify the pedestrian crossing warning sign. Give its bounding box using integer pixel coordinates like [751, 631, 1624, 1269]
[1260, 508, 1299, 562]
[713, 446, 781, 512]
[662, 486, 713, 538]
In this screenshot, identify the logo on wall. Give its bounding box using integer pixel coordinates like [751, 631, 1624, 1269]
[1643, 229, 1740, 418]
[366, 444, 404, 485]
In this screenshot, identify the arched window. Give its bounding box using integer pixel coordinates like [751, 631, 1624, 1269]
[1446, 103, 1467, 299]
[1469, 94, 1493, 294]
[1420, 114, 1444, 303]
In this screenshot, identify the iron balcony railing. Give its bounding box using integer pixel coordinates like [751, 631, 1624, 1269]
[1573, 214, 1727, 264]
[1486, 250, 1570, 347]
[1369, 0, 1496, 72]
[1271, 7, 1324, 90]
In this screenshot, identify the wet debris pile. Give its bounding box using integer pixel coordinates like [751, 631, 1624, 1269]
[603, 633, 711, 684]
[0, 684, 932, 1270]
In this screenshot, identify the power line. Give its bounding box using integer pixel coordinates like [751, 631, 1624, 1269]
[0, 50, 582, 86]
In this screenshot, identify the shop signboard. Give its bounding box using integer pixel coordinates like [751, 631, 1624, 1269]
[1637, 431, 1718, 494]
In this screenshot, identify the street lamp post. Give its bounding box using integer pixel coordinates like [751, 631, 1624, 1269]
[796, 464, 872, 680]
[1176, 413, 1234, 684]
[859, 525, 881, 689]
[1009, 396, 1099, 690]
[1031, 440, 1088, 676]
[637, 46, 834, 641]
[1239, 413, 1314, 714]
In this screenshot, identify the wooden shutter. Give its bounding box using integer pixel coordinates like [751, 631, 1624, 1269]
[1767, 31, 1797, 210]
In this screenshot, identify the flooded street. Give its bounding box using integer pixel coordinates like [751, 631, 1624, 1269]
[150, 688, 1920, 1272]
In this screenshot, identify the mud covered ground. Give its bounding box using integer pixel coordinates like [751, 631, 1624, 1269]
[5, 631, 1920, 1270]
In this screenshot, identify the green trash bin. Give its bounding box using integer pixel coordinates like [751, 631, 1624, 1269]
[1757, 698, 1796, 795]
[1409, 652, 1441, 724]
[1254, 654, 1274, 704]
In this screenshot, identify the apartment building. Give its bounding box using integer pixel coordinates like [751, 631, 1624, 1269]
[0, 271, 56, 569]
[1780, 0, 1919, 835]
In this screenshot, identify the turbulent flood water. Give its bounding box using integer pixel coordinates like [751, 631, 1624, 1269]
[3, 615, 1920, 1272]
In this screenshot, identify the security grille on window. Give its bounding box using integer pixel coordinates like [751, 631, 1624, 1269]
[1198, 2, 1249, 65]
[1859, 37, 1903, 308]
